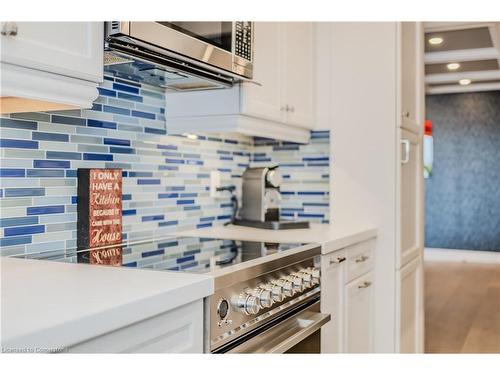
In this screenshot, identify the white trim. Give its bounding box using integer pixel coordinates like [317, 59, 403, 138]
[166, 114, 311, 144]
[425, 47, 499, 64]
[424, 247, 500, 264]
[423, 22, 495, 33]
[426, 82, 500, 94]
[1, 62, 99, 109]
[425, 69, 500, 84]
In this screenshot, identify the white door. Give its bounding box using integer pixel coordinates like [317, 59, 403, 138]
[398, 128, 424, 268]
[0, 22, 103, 82]
[396, 255, 424, 353]
[344, 272, 374, 353]
[282, 22, 315, 129]
[240, 22, 284, 123]
[399, 22, 423, 134]
[321, 250, 347, 353]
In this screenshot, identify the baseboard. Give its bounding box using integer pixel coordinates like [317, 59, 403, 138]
[424, 247, 500, 264]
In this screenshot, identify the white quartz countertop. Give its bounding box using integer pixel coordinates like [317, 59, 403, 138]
[0, 257, 213, 351]
[179, 223, 377, 254]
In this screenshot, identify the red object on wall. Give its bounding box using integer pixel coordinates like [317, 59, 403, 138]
[425, 120, 433, 136]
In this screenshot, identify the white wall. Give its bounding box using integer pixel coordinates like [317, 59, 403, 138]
[328, 22, 399, 352]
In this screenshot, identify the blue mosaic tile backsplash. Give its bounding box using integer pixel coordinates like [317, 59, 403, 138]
[0, 73, 330, 262]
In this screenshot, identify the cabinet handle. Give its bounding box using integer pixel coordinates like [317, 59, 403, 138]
[401, 139, 410, 164]
[1, 22, 18, 36]
[330, 256, 346, 265]
[281, 105, 289, 112]
[289, 106, 295, 113]
[403, 111, 410, 118]
[358, 281, 372, 289]
[355, 255, 369, 263]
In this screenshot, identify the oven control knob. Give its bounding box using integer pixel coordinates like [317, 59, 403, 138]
[235, 293, 260, 315]
[254, 288, 273, 309]
[262, 282, 285, 303]
[287, 274, 305, 293]
[296, 270, 312, 288]
[273, 278, 294, 297]
[307, 267, 320, 285]
[245, 295, 261, 315]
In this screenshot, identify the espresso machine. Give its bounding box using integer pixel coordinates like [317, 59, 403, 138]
[234, 166, 309, 230]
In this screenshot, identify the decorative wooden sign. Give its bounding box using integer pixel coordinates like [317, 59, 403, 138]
[77, 168, 123, 266]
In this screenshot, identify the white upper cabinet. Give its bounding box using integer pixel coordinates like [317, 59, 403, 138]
[240, 22, 283, 123]
[165, 22, 315, 143]
[282, 22, 315, 128]
[246, 21, 314, 129]
[399, 22, 424, 134]
[1, 22, 103, 82]
[0, 22, 103, 113]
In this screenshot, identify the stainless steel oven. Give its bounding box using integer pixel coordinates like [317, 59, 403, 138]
[105, 22, 253, 90]
[207, 242, 330, 353]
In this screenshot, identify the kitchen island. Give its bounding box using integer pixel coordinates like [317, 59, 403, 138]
[1, 257, 213, 353]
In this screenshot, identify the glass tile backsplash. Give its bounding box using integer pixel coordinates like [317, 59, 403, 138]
[0, 73, 330, 261]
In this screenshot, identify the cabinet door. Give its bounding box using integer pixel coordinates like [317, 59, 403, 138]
[282, 22, 315, 129]
[240, 22, 283, 123]
[0, 22, 103, 82]
[396, 255, 424, 353]
[344, 272, 374, 353]
[321, 250, 346, 353]
[68, 300, 204, 353]
[399, 22, 423, 134]
[398, 128, 423, 267]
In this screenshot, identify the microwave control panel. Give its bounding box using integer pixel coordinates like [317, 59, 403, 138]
[234, 21, 252, 61]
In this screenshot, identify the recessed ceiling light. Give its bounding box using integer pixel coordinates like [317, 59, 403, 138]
[459, 79, 471, 86]
[428, 37, 444, 45]
[447, 63, 460, 70]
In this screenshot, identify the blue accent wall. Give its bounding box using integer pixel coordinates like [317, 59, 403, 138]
[425, 91, 500, 252]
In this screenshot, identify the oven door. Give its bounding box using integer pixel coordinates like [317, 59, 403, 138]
[218, 301, 330, 354]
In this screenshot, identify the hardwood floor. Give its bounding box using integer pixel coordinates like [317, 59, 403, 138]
[424, 260, 500, 353]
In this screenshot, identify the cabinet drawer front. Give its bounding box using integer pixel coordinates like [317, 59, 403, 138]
[346, 240, 374, 282]
[67, 300, 204, 353]
[323, 249, 347, 272]
[344, 272, 374, 353]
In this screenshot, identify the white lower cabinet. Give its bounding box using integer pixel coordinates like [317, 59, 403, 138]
[396, 255, 424, 353]
[321, 249, 346, 353]
[321, 238, 375, 353]
[344, 272, 374, 353]
[67, 299, 204, 353]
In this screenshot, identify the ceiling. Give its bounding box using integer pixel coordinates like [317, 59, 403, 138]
[424, 22, 500, 95]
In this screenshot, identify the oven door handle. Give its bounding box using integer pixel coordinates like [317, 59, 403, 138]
[226, 308, 331, 353]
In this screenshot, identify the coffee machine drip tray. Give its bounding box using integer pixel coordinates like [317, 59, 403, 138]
[233, 219, 310, 230]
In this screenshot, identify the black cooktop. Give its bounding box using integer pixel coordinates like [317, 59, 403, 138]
[119, 236, 303, 274]
[12, 236, 303, 274]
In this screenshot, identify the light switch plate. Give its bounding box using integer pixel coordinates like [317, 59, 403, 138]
[210, 171, 223, 199]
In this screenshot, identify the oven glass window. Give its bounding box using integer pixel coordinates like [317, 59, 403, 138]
[157, 22, 233, 52]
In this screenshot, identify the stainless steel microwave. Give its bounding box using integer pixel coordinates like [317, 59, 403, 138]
[105, 22, 253, 90]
